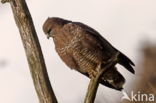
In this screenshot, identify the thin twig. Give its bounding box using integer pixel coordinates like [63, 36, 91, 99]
[1, 0, 58, 103]
[84, 52, 120, 103]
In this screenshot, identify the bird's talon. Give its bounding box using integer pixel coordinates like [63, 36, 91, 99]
[88, 70, 98, 79]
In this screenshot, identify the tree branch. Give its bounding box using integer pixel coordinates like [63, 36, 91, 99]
[1, 0, 58, 103]
[84, 52, 120, 103]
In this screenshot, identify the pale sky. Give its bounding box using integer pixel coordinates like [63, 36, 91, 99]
[0, 0, 156, 103]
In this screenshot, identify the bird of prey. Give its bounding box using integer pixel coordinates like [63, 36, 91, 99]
[43, 17, 135, 90]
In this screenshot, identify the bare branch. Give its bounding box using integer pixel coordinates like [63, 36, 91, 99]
[1, 0, 58, 103]
[84, 52, 120, 103]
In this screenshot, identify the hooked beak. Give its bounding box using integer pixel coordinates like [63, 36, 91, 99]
[46, 34, 50, 39]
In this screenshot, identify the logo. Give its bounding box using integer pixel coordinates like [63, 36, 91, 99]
[121, 90, 155, 102]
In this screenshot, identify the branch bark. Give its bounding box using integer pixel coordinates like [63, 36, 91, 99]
[84, 52, 120, 103]
[1, 0, 58, 103]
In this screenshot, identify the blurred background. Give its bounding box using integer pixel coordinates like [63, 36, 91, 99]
[0, 0, 156, 103]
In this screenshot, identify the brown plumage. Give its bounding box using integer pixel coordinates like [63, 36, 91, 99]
[43, 17, 135, 90]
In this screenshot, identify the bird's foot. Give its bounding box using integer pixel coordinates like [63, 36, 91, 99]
[88, 63, 103, 78]
[88, 69, 98, 79]
[95, 63, 102, 72]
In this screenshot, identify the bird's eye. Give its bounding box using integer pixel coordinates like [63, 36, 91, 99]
[47, 28, 52, 34]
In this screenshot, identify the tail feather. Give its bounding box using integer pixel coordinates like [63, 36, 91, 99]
[100, 67, 125, 91]
[118, 52, 135, 74]
[79, 67, 125, 91]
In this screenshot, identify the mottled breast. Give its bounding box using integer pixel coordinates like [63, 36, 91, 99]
[53, 23, 104, 73]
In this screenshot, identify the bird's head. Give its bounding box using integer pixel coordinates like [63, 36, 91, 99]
[43, 17, 71, 39]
